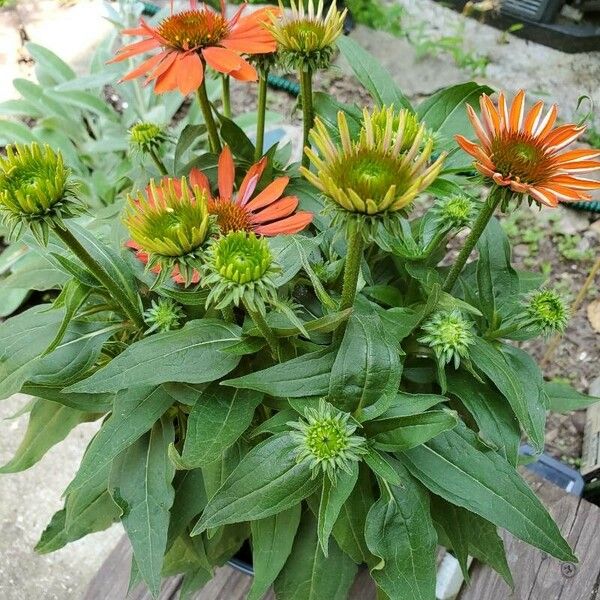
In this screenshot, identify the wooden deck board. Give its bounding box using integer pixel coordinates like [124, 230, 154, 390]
[84, 472, 600, 600]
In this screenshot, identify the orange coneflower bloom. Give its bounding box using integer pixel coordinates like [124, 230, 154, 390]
[190, 146, 314, 236]
[456, 90, 600, 207]
[110, 0, 278, 95]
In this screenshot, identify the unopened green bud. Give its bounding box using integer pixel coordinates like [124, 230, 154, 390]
[432, 195, 475, 230]
[419, 310, 474, 368]
[144, 298, 185, 334]
[525, 288, 569, 335]
[129, 122, 167, 154]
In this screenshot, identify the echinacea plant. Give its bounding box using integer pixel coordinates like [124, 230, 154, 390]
[2, 6, 600, 600]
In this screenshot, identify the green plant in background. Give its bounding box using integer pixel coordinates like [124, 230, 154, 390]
[1, 2, 600, 600]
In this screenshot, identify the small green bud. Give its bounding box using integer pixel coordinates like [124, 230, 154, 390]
[432, 195, 475, 230]
[129, 122, 167, 154]
[144, 298, 185, 334]
[419, 310, 474, 368]
[289, 399, 366, 481]
[524, 288, 569, 335]
[0, 143, 80, 244]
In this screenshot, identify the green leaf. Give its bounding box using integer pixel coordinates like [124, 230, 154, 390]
[329, 298, 403, 413]
[110, 418, 176, 597]
[219, 115, 255, 162]
[223, 349, 335, 398]
[368, 392, 448, 427]
[400, 423, 576, 562]
[177, 384, 262, 468]
[545, 381, 600, 412]
[318, 463, 359, 556]
[274, 510, 357, 600]
[446, 369, 520, 465]
[476, 217, 519, 323]
[269, 234, 321, 286]
[250, 409, 297, 438]
[372, 410, 458, 451]
[167, 469, 207, 546]
[416, 82, 494, 144]
[192, 434, 319, 534]
[68, 319, 242, 393]
[471, 337, 545, 452]
[21, 384, 114, 413]
[25, 42, 76, 83]
[46, 89, 116, 119]
[336, 36, 412, 110]
[201, 441, 246, 502]
[0, 399, 93, 473]
[364, 447, 403, 487]
[0, 119, 38, 144]
[174, 124, 206, 173]
[248, 505, 302, 600]
[365, 459, 437, 600]
[65, 386, 174, 495]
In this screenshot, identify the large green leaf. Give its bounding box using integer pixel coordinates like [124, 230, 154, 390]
[329, 298, 402, 413]
[68, 319, 242, 393]
[26, 42, 76, 84]
[446, 369, 520, 465]
[110, 418, 176, 597]
[365, 460, 437, 600]
[274, 510, 357, 600]
[167, 469, 207, 547]
[336, 36, 412, 110]
[248, 505, 302, 600]
[65, 386, 174, 495]
[372, 410, 458, 451]
[192, 434, 319, 533]
[471, 337, 545, 452]
[416, 82, 494, 145]
[223, 349, 335, 397]
[0, 399, 94, 473]
[401, 423, 575, 561]
[318, 463, 359, 556]
[545, 381, 600, 412]
[20, 384, 114, 413]
[365, 392, 448, 428]
[177, 384, 262, 468]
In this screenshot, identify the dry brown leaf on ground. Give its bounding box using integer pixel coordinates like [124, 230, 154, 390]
[587, 299, 600, 333]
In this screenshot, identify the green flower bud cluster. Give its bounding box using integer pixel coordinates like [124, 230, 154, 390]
[432, 195, 476, 230]
[419, 310, 474, 368]
[289, 399, 366, 481]
[143, 298, 185, 334]
[129, 122, 168, 154]
[524, 288, 569, 335]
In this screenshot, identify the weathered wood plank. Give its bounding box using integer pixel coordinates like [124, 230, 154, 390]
[458, 472, 600, 600]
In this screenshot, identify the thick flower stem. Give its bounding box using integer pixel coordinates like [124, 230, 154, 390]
[442, 187, 503, 292]
[255, 70, 269, 162]
[148, 148, 168, 176]
[53, 226, 145, 330]
[245, 303, 280, 361]
[196, 81, 222, 154]
[221, 75, 231, 119]
[299, 67, 314, 169]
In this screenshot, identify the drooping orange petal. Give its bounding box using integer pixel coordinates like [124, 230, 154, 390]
[145, 50, 178, 84]
[547, 175, 600, 190]
[110, 37, 160, 63]
[228, 58, 257, 82]
[218, 146, 235, 200]
[547, 183, 588, 201]
[153, 58, 180, 93]
[189, 168, 212, 197]
[555, 148, 600, 163]
[120, 52, 164, 82]
[455, 134, 481, 158]
[202, 46, 247, 75]
[220, 36, 277, 54]
[253, 195, 299, 223]
[556, 160, 600, 173]
[528, 186, 558, 207]
[245, 177, 290, 211]
[254, 212, 313, 235]
[238, 157, 267, 206]
[543, 125, 585, 152]
[509, 89, 526, 132]
[175, 51, 204, 95]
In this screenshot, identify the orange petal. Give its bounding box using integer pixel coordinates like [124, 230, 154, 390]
[238, 158, 267, 206]
[189, 168, 212, 196]
[229, 58, 257, 82]
[509, 90, 526, 132]
[175, 52, 204, 95]
[543, 125, 585, 153]
[528, 186, 558, 207]
[480, 94, 500, 136]
[245, 177, 290, 211]
[253, 196, 299, 223]
[254, 212, 313, 236]
[153, 58, 180, 93]
[202, 46, 247, 75]
[547, 175, 600, 190]
[218, 146, 235, 200]
[497, 92, 509, 131]
[221, 36, 277, 54]
[546, 183, 588, 201]
[557, 160, 600, 173]
[555, 148, 600, 163]
[120, 52, 164, 82]
[534, 104, 558, 139]
[465, 104, 490, 147]
[109, 37, 160, 63]
[523, 100, 544, 135]
[455, 134, 481, 158]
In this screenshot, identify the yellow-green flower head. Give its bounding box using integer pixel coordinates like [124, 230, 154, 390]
[360, 106, 426, 152]
[432, 194, 476, 230]
[289, 398, 366, 481]
[0, 143, 80, 245]
[301, 109, 446, 233]
[524, 288, 569, 335]
[268, 0, 346, 71]
[143, 297, 185, 334]
[418, 310, 474, 369]
[129, 122, 167, 154]
[124, 177, 210, 287]
[202, 230, 279, 314]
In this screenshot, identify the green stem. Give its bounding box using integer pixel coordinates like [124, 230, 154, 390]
[414, 228, 449, 262]
[148, 148, 168, 176]
[245, 303, 280, 361]
[221, 75, 231, 119]
[486, 322, 520, 340]
[255, 69, 269, 162]
[442, 187, 504, 292]
[196, 80, 222, 154]
[53, 226, 145, 330]
[299, 67, 314, 169]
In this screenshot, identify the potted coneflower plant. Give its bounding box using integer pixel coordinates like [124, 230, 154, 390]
[1, 1, 599, 599]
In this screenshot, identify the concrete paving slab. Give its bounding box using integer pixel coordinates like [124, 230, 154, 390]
[0, 394, 122, 600]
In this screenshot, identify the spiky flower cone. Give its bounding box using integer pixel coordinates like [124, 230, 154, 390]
[129, 122, 168, 154]
[419, 310, 474, 369]
[0, 143, 81, 244]
[124, 177, 211, 287]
